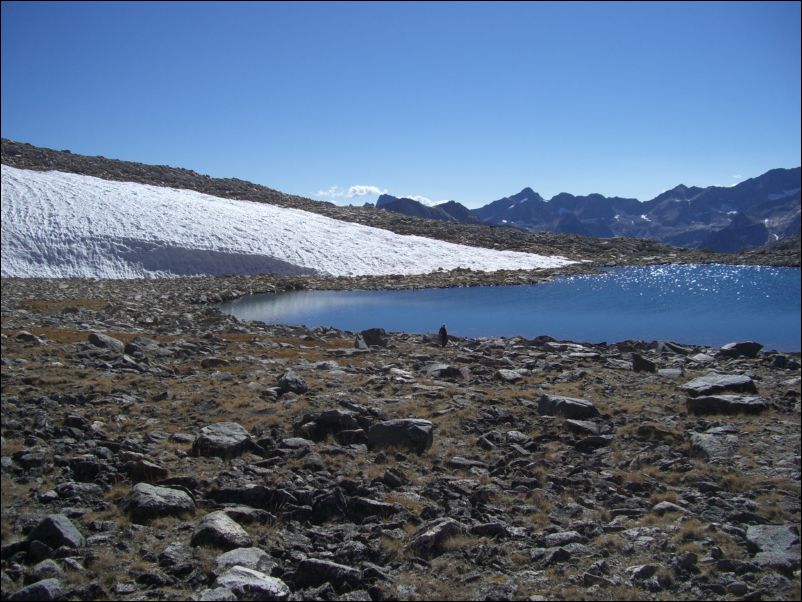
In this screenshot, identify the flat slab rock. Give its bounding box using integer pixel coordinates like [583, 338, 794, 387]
[213, 566, 290, 601]
[686, 394, 768, 415]
[538, 395, 600, 419]
[746, 524, 801, 573]
[680, 373, 757, 396]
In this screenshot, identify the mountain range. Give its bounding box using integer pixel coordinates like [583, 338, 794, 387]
[371, 168, 801, 253]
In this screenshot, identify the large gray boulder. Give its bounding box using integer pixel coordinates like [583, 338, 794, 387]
[214, 566, 290, 601]
[277, 369, 308, 395]
[191, 511, 252, 550]
[8, 578, 64, 601]
[212, 547, 277, 577]
[26, 514, 84, 549]
[123, 482, 195, 524]
[192, 422, 254, 460]
[367, 419, 434, 455]
[680, 373, 757, 396]
[87, 331, 124, 354]
[746, 524, 801, 574]
[538, 395, 600, 419]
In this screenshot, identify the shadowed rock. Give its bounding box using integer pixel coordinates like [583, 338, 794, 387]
[686, 395, 768, 415]
[367, 419, 434, 454]
[538, 395, 600, 419]
[26, 515, 84, 549]
[719, 341, 763, 358]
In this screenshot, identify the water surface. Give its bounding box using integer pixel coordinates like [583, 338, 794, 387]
[220, 265, 801, 351]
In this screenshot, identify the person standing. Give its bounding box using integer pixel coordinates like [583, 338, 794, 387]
[438, 324, 448, 347]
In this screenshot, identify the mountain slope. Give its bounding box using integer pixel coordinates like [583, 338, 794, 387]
[1, 166, 576, 279]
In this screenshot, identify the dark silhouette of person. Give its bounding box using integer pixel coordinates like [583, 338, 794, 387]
[438, 324, 448, 347]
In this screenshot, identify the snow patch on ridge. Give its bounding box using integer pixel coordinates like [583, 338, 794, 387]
[1, 166, 577, 279]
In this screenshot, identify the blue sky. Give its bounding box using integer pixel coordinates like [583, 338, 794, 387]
[2, 1, 800, 208]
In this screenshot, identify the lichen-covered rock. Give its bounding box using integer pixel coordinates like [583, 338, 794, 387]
[123, 482, 195, 523]
[191, 422, 254, 460]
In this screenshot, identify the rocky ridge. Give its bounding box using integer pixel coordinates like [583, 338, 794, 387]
[2, 139, 798, 267]
[1, 274, 800, 601]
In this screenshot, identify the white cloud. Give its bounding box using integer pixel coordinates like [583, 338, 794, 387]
[347, 185, 387, 198]
[314, 184, 388, 202]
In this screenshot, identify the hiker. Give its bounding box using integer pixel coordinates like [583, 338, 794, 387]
[438, 324, 448, 347]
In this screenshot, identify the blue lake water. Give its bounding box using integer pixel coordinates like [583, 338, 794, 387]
[220, 265, 801, 351]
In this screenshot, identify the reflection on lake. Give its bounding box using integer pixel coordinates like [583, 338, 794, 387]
[219, 265, 801, 351]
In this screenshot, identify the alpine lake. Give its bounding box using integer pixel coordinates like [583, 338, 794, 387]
[220, 264, 801, 352]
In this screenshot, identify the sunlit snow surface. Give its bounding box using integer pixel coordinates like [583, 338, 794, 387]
[1, 166, 576, 279]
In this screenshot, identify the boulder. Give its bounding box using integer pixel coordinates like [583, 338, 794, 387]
[631, 353, 656, 373]
[680, 373, 758, 396]
[214, 566, 290, 601]
[688, 429, 739, 462]
[359, 328, 388, 347]
[719, 341, 763, 358]
[192, 422, 254, 460]
[686, 395, 768, 415]
[406, 517, 464, 558]
[424, 363, 466, 380]
[212, 547, 277, 577]
[293, 558, 362, 591]
[191, 511, 252, 550]
[26, 515, 84, 549]
[123, 482, 195, 524]
[495, 369, 527, 383]
[8, 578, 64, 601]
[367, 419, 434, 455]
[87, 331, 124, 354]
[277, 369, 308, 395]
[746, 524, 801, 574]
[294, 409, 360, 441]
[538, 395, 600, 419]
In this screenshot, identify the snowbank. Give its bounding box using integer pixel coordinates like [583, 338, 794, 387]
[1, 166, 576, 279]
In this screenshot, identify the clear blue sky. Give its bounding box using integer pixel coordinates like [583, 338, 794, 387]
[2, 1, 800, 208]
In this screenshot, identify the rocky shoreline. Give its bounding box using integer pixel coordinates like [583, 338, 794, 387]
[1, 272, 800, 601]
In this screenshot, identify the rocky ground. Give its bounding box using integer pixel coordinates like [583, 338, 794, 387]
[1, 272, 800, 601]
